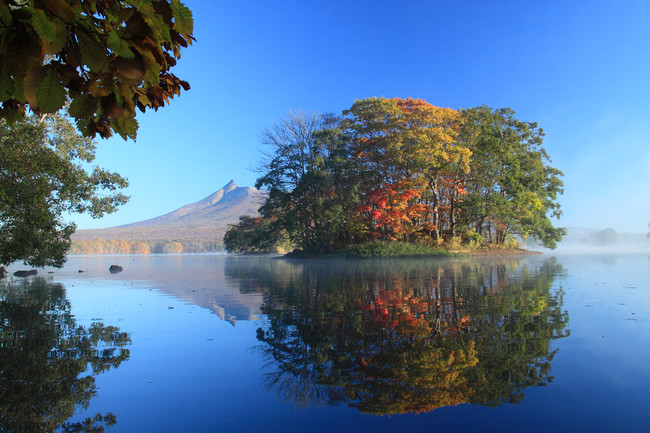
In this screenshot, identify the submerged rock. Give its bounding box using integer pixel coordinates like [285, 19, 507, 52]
[13, 270, 37, 277]
[109, 265, 123, 274]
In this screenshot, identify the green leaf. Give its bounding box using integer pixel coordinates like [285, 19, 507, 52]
[77, 32, 107, 72]
[112, 115, 138, 141]
[170, 1, 193, 35]
[69, 94, 98, 119]
[23, 66, 47, 109]
[107, 30, 121, 52]
[36, 68, 66, 113]
[107, 30, 135, 59]
[43, 29, 68, 55]
[0, 61, 14, 102]
[0, 1, 12, 26]
[30, 8, 58, 43]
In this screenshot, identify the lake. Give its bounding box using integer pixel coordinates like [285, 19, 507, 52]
[1, 252, 649, 432]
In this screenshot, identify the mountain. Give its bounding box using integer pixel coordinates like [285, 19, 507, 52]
[72, 180, 266, 245]
[120, 180, 264, 227]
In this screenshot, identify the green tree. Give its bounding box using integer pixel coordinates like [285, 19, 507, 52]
[458, 106, 565, 248]
[0, 0, 194, 140]
[255, 111, 355, 252]
[0, 113, 128, 270]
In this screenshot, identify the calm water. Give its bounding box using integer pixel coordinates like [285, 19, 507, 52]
[1, 253, 649, 432]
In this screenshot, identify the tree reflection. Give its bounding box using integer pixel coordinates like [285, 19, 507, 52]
[0, 278, 130, 432]
[226, 257, 569, 415]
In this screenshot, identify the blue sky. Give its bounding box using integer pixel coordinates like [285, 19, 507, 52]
[71, 0, 650, 233]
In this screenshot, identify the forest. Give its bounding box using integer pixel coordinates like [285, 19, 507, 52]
[224, 97, 565, 255]
[69, 238, 222, 255]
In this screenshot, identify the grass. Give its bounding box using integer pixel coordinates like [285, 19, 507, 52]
[338, 241, 454, 258]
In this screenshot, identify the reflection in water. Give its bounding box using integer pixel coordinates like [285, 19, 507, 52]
[0, 278, 131, 432]
[226, 257, 569, 415]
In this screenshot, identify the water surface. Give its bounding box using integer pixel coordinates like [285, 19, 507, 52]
[2, 253, 649, 432]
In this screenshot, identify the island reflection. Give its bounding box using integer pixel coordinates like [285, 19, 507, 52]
[0, 278, 131, 432]
[226, 256, 569, 415]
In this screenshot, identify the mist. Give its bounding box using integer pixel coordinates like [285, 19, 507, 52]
[527, 227, 650, 254]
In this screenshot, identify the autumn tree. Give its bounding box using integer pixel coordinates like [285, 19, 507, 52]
[342, 97, 470, 242]
[0, 0, 193, 140]
[231, 98, 565, 255]
[0, 114, 128, 270]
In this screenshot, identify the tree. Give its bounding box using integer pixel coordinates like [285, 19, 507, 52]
[0, 0, 194, 140]
[458, 106, 565, 248]
[342, 97, 470, 242]
[235, 98, 565, 254]
[0, 113, 128, 270]
[255, 111, 353, 252]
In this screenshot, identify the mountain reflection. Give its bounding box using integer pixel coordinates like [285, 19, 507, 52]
[0, 278, 130, 432]
[226, 257, 569, 415]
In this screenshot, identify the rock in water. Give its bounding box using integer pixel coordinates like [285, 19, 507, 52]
[109, 265, 123, 274]
[14, 270, 37, 277]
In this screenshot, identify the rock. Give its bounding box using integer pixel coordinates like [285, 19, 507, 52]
[109, 265, 123, 274]
[13, 270, 37, 277]
[78, 270, 85, 273]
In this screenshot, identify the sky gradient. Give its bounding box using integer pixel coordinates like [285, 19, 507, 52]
[70, 0, 650, 233]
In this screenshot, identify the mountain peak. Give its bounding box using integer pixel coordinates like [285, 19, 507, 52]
[223, 179, 238, 193]
[116, 180, 265, 229]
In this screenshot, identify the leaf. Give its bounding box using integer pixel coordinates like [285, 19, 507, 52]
[69, 94, 98, 119]
[42, 29, 68, 55]
[170, 1, 193, 35]
[23, 66, 47, 109]
[0, 1, 11, 26]
[112, 115, 138, 141]
[113, 56, 145, 80]
[42, 0, 78, 22]
[77, 32, 107, 72]
[36, 67, 66, 113]
[87, 75, 114, 98]
[30, 8, 58, 43]
[0, 61, 14, 102]
[107, 30, 135, 58]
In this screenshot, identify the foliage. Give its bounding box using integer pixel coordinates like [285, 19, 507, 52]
[0, 0, 194, 140]
[254, 111, 355, 253]
[69, 238, 222, 255]
[228, 97, 565, 255]
[342, 97, 470, 242]
[458, 106, 566, 248]
[0, 277, 130, 432]
[0, 114, 128, 268]
[339, 241, 452, 258]
[223, 215, 284, 254]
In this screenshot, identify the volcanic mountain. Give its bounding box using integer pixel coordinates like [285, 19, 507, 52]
[72, 180, 266, 244]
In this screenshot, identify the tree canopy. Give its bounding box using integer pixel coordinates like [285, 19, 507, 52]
[227, 97, 565, 254]
[0, 0, 194, 140]
[0, 113, 128, 269]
